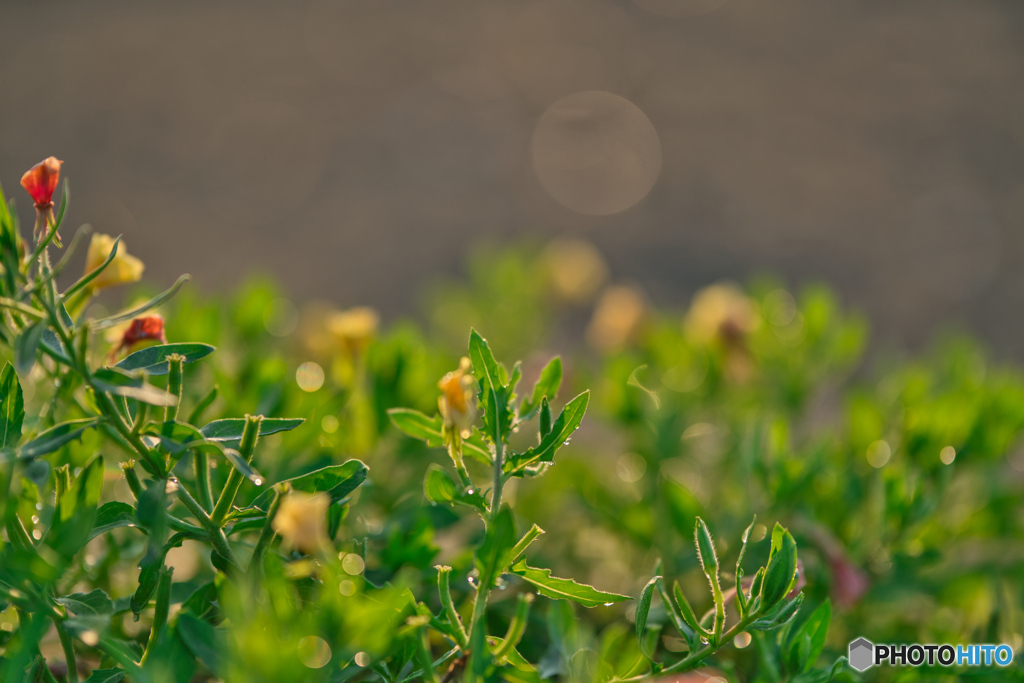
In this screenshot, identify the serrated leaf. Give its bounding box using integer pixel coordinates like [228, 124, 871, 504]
[114, 342, 215, 376]
[469, 329, 513, 445]
[19, 418, 99, 458]
[386, 408, 493, 464]
[92, 368, 177, 406]
[199, 417, 304, 442]
[89, 502, 140, 541]
[423, 463, 488, 514]
[635, 576, 659, 654]
[57, 589, 114, 616]
[0, 362, 24, 450]
[14, 323, 43, 377]
[520, 357, 562, 419]
[504, 391, 589, 477]
[510, 560, 632, 608]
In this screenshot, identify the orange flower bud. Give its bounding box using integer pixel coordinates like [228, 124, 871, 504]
[110, 315, 166, 361]
[438, 357, 477, 437]
[20, 157, 62, 208]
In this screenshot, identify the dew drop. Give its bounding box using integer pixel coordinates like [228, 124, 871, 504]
[603, 602, 614, 607]
[466, 489, 475, 495]
[253, 477, 264, 486]
[563, 440, 571, 446]
[700, 636, 710, 645]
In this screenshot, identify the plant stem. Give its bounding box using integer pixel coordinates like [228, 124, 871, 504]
[211, 414, 263, 526]
[165, 355, 184, 422]
[194, 451, 213, 511]
[248, 489, 282, 575]
[52, 614, 78, 683]
[436, 566, 468, 649]
[175, 483, 240, 569]
[140, 566, 173, 665]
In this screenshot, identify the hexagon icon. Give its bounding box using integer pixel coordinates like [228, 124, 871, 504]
[849, 637, 874, 672]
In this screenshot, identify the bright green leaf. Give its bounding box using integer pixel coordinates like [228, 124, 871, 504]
[115, 343, 215, 376]
[510, 560, 632, 608]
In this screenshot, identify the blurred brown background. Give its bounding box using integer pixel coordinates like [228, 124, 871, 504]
[3, 0, 1023, 354]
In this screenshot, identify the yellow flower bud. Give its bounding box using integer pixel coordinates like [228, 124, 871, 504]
[684, 283, 760, 346]
[327, 307, 379, 356]
[438, 357, 477, 437]
[586, 285, 646, 352]
[84, 233, 144, 291]
[272, 492, 330, 555]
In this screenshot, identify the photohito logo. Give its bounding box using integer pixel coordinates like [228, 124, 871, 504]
[848, 637, 1014, 672]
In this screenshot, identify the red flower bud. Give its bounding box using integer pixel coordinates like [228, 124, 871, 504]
[111, 315, 167, 361]
[20, 157, 62, 208]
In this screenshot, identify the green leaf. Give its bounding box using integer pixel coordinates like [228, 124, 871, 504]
[89, 502, 140, 541]
[48, 455, 104, 558]
[387, 408, 443, 445]
[252, 460, 368, 510]
[199, 417, 304, 442]
[510, 560, 632, 608]
[469, 329, 513, 446]
[423, 464, 488, 514]
[0, 362, 24, 450]
[787, 600, 831, 673]
[91, 274, 190, 330]
[14, 323, 43, 377]
[694, 517, 719, 574]
[475, 505, 516, 590]
[40, 329, 73, 366]
[504, 391, 589, 477]
[221, 448, 264, 486]
[520, 357, 562, 419]
[180, 582, 219, 622]
[135, 479, 169, 566]
[386, 408, 493, 464]
[82, 669, 126, 683]
[176, 613, 224, 676]
[750, 593, 804, 631]
[635, 576, 659, 654]
[760, 524, 798, 608]
[142, 421, 220, 457]
[115, 343, 215, 376]
[57, 589, 114, 616]
[672, 581, 704, 638]
[92, 368, 177, 407]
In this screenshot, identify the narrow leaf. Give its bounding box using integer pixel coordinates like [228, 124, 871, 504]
[510, 560, 632, 608]
[504, 391, 589, 476]
[91, 274, 190, 330]
[0, 362, 25, 449]
[199, 417, 304, 442]
[14, 323, 43, 377]
[520, 357, 562, 419]
[115, 343, 215, 376]
[20, 418, 99, 458]
[635, 576, 660, 653]
[92, 368, 177, 406]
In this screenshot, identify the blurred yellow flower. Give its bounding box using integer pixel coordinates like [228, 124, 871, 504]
[586, 285, 646, 352]
[84, 233, 144, 291]
[438, 357, 477, 437]
[684, 283, 760, 346]
[272, 492, 330, 554]
[542, 239, 608, 304]
[327, 306, 379, 355]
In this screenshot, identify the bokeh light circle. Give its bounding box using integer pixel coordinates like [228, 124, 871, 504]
[532, 91, 661, 216]
[296, 362, 325, 392]
[297, 636, 332, 669]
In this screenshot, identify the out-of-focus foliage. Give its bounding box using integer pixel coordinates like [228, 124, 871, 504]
[1, 171, 1023, 683]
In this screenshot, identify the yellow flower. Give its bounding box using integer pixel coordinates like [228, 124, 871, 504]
[327, 306, 379, 355]
[542, 239, 608, 304]
[438, 357, 477, 437]
[684, 283, 760, 346]
[84, 233, 144, 291]
[272, 492, 330, 555]
[586, 285, 646, 352]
